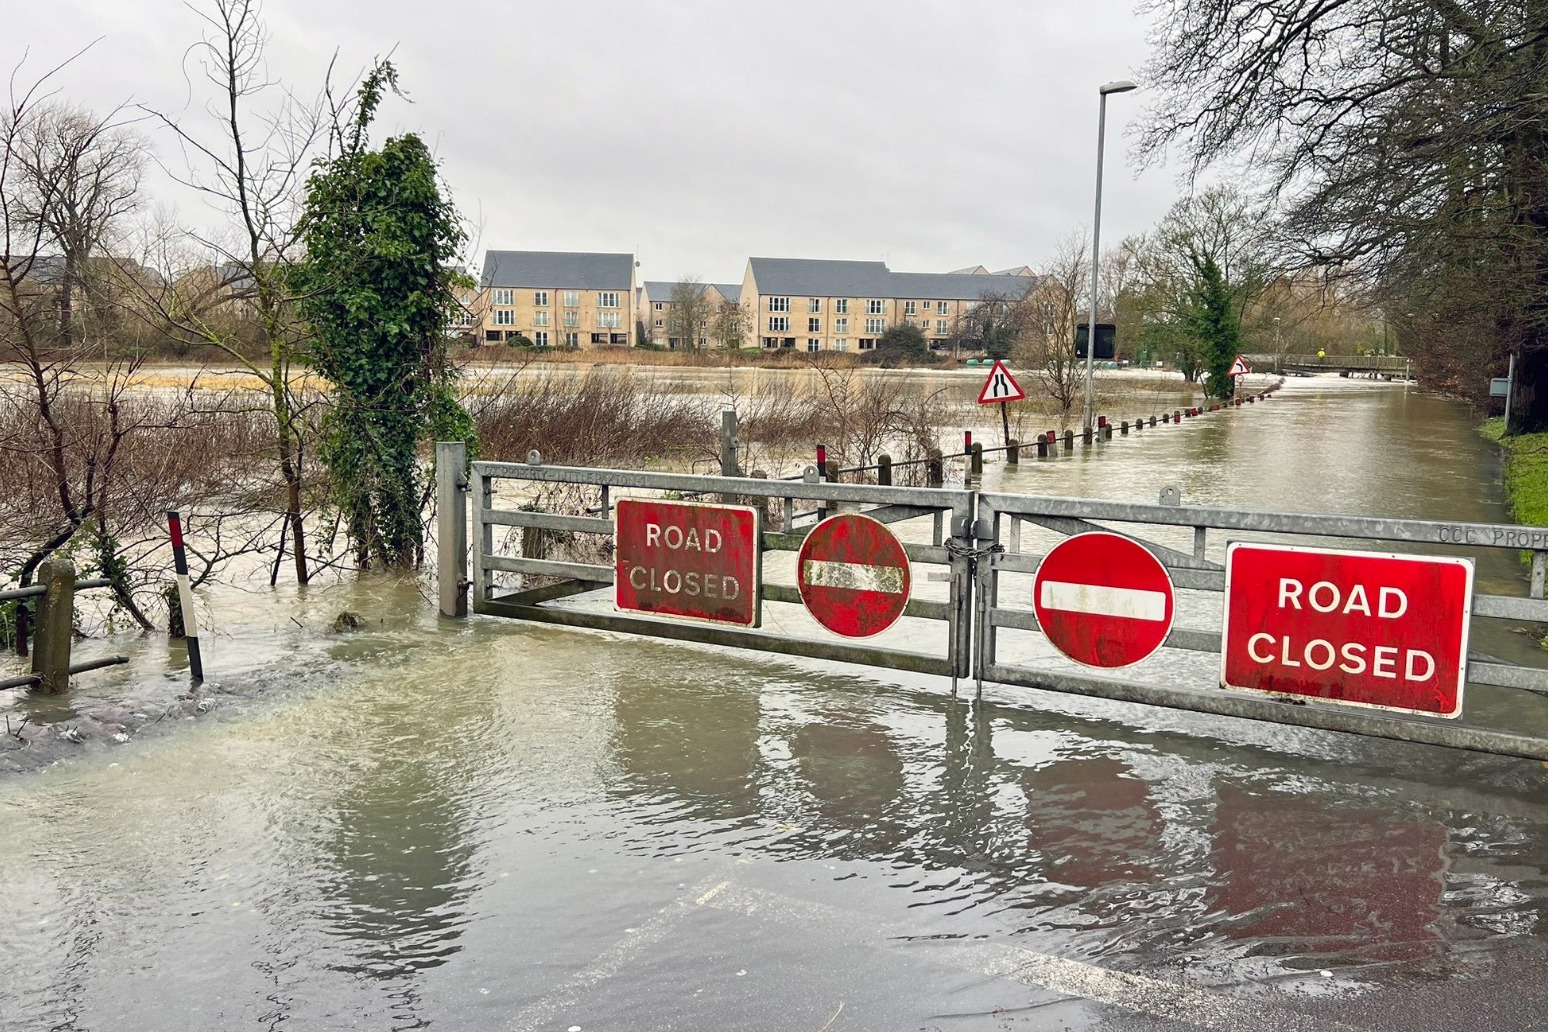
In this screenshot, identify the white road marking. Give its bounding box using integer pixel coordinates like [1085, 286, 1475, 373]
[1039, 580, 1168, 621]
[802, 559, 906, 594]
[506, 874, 1370, 1032]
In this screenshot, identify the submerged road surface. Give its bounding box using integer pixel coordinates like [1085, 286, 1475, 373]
[4, 376, 1548, 1031]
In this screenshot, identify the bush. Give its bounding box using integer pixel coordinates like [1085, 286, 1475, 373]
[870, 323, 933, 365]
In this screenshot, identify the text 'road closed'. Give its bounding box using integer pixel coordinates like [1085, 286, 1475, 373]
[1221, 543, 1473, 718]
[615, 499, 760, 627]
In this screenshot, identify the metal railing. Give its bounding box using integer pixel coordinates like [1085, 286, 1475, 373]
[974, 489, 1548, 761]
[1, 562, 127, 693]
[441, 442, 976, 680]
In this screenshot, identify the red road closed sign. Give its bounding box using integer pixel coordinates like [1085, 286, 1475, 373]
[1032, 532, 1175, 667]
[1221, 543, 1474, 717]
[798, 513, 911, 637]
[615, 499, 761, 626]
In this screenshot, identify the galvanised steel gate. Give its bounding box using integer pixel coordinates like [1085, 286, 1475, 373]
[441, 447, 975, 681]
[437, 442, 1548, 762]
[974, 488, 1548, 761]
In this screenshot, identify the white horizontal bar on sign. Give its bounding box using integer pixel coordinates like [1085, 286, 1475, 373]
[1038, 581, 1167, 622]
[802, 559, 906, 594]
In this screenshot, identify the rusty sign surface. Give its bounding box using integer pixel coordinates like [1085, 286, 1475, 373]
[615, 499, 761, 626]
[1221, 542, 1473, 717]
[1031, 531, 1176, 668]
[797, 513, 912, 638]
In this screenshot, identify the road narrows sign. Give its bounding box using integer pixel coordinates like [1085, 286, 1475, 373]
[1221, 542, 1473, 717]
[1031, 532, 1176, 667]
[615, 499, 761, 626]
[798, 513, 912, 637]
[977, 360, 1027, 404]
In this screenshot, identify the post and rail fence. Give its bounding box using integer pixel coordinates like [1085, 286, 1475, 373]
[1, 560, 127, 693]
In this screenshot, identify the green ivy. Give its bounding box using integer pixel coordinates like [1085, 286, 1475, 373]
[291, 62, 476, 569]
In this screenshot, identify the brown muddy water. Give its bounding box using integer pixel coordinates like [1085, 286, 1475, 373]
[4, 373, 1548, 1032]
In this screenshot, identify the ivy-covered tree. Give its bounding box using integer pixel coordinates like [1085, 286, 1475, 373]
[292, 63, 473, 569]
[1188, 256, 1240, 399]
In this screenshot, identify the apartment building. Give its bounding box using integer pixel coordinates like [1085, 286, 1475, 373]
[640, 280, 742, 347]
[477, 250, 637, 348]
[738, 258, 1037, 352]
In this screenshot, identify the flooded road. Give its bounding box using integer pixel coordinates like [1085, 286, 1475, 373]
[5, 374, 1548, 1031]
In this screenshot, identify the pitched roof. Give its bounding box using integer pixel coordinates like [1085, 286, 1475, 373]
[712, 283, 741, 303]
[950, 265, 990, 275]
[748, 257, 1035, 301]
[642, 280, 742, 305]
[481, 250, 635, 290]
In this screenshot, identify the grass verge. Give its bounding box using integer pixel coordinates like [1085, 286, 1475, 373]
[1480, 417, 1548, 528]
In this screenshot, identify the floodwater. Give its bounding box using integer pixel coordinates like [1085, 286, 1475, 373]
[5, 374, 1548, 1031]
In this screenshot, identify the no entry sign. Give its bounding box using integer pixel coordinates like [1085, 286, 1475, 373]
[615, 499, 761, 626]
[798, 513, 911, 637]
[1032, 532, 1175, 667]
[1222, 543, 1473, 717]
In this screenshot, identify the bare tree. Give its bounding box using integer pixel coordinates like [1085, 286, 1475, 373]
[1016, 233, 1089, 428]
[10, 102, 146, 351]
[668, 276, 712, 350]
[711, 294, 748, 350]
[138, 0, 336, 584]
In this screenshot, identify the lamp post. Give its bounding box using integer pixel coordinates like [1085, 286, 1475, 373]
[1081, 80, 1138, 434]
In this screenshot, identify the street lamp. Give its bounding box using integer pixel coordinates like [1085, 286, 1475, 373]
[1081, 80, 1138, 434]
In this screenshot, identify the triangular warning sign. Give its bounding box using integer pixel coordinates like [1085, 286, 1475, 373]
[977, 359, 1027, 404]
[1228, 355, 1252, 377]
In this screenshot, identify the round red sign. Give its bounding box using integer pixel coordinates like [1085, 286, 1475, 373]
[1031, 531, 1175, 667]
[797, 513, 912, 638]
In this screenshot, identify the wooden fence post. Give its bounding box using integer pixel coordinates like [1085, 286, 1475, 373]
[30, 558, 74, 694]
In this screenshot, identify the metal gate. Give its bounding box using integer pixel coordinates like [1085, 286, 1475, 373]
[441, 445, 975, 681]
[437, 443, 1548, 762]
[974, 488, 1548, 761]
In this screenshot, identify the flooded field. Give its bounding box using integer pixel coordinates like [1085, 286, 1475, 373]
[4, 374, 1548, 1031]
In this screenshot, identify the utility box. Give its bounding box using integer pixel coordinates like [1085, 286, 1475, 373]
[1490, 378, 1510, 398]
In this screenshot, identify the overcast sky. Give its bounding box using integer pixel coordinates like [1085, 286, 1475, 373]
[4, 0, 1190, 283]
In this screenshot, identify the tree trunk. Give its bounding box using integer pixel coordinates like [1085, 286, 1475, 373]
[1508, 346, 1548, 434]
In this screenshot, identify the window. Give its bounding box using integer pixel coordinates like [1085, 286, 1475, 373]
[937, 301, 949, 315]
[936, 319, 948, 335]
[534, 311, 549, 327]
[807, 338, 820, 352]
[808, 298, 821, 313]
[904, 300, 917, 316]
[654, 301, 664, 311]
[598, 310, 621, 328]
[564, 310, 579, 328]
[865, 317, 886, 334]
[534, 290, 548, 306]
[768, 296, 789, 312]
[769, 315, 789, 332]
[834, 299, 848, 314]
[485, 329, 503, 343]
[564, 331, 579, 348]
[493, 309, 514, 326]
[598, 292, 620, 308]
[533, 330, 549, 346]
[808, 317, 821, 333]
[835, 317, 848, 333]
[591, 332, 607, 344]
[611, 333, 628, 345]
[858, 338, 875, 350]
[833, 339, 847, 352]
[563, 291, 579, 307]
[654, 318, 664, 327]
[866, 299, 884, 315]
[762, 337, 778, 348]
[492, 288, 513, 305]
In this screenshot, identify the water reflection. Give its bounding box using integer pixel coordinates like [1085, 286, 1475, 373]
[602, 665, 1548, 980]
[1207, 782, 1446, 965]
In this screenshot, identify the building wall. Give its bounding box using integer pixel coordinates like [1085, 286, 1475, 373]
[741, 285, 991, 353]
[476, 283, 635, 348]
